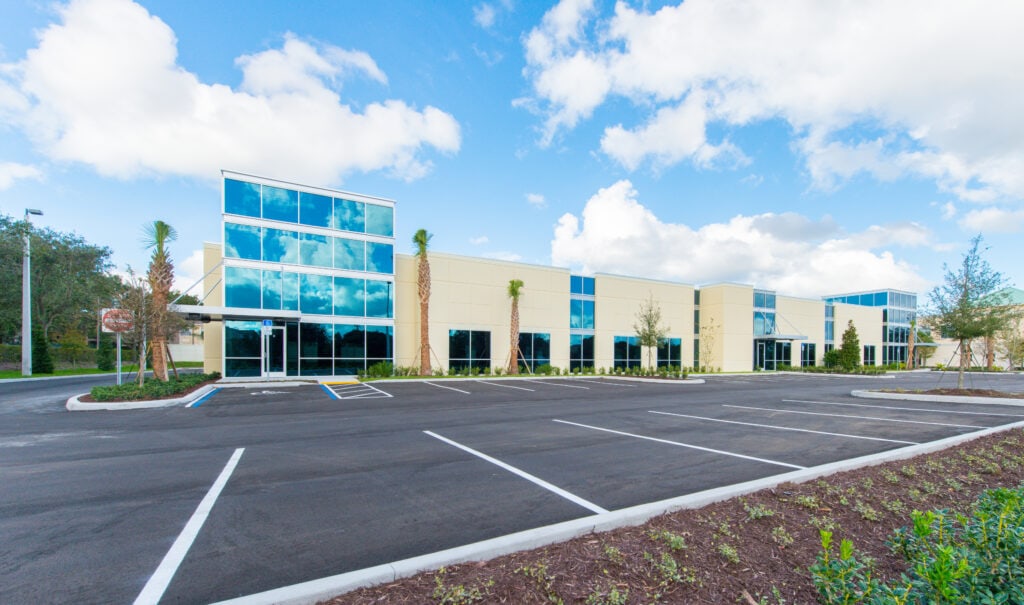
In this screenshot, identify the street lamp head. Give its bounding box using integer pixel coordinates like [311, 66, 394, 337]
[25, 208, 43, 216]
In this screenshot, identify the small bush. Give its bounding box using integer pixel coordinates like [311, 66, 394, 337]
[90, 372, 221, 402]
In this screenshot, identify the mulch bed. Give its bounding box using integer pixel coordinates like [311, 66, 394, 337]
[323, 428, 1024, 604]
[77, 378, 217, 403]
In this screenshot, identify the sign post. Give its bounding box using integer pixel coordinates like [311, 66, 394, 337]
[101, 308, 135, 385]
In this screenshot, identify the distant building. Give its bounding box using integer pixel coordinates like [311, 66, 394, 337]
[926, 287, 1024, 370]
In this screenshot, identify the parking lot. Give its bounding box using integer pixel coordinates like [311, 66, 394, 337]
[3, 372, 1024, 604]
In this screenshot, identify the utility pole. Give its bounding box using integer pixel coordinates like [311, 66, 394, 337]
[21, 208, 43, 377]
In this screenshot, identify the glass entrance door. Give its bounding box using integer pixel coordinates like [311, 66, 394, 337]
[262, 325, 286, 378]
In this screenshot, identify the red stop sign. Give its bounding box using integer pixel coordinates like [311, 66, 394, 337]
[101, 309, 134, 333]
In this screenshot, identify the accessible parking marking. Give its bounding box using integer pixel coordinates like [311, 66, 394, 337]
[134, 448, 245, 605]
[724, 404, 983, 429]
[648, 410, 918, 445]
[425, 381, 472, 394]
[552, 419, 805, 470]
[423, 430, 608, 514]
[783, 399, 1024, 418]
[325, 382, 392, 400]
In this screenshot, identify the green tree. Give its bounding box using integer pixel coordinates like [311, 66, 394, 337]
[96, 332, 115, 372]
[634, 294, 669, 371]
[143, 220, 177, 382]
[413, 229, 433, 375]
[996, 311, 1024, 371]
[32, 327, 53, 374]
[838, 320, 861, 371]
[57, 327, 89, 369]
[507, 279, 524, 374]
[928, 235, 1012, 388]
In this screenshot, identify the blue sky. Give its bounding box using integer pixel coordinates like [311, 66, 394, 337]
[2, 0, 1023, 301]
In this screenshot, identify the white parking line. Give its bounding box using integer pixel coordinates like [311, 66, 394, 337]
[783, 399, 1024, 418]
[524, 379, 590, 389]
[724, 405, 983, 429]
[552, 419, 805, 470]
[480, 381, 535, 391]
[648, 410, 918, 445]
[134, 448, 245, 605]
[578, 380, 636, 388]
[423, 431, 607, 514]
[424, 381, 471, 394]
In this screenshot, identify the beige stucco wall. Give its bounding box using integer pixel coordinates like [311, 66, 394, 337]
[592, 274, 694, 369]
[776, 296, 826, 365]
[699, 283, 754, 372]
[202, 241, 224, 375]
[394, 252, 570, 372]
[833, 303, 883, 365]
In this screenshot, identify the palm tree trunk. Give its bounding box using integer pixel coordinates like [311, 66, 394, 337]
[508, 298, 520, 375]
[418, 255, 431, 376]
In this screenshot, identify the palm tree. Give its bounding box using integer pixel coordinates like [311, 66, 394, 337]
[143, 220, 177, 382]
[507, 279, 524, 374]
[413, 229, 432, 375]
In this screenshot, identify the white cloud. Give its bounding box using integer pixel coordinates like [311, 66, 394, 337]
[473, 3, 497, 28]
[469, 235, 489, 245]
[484, 251, 523, 262]
[173, 247, 205, 298]
[939, 202, 957, 220]
[0, 161, 43, 189]
[551, 180, 930, 297]
[523, 0, 1024, 202]
[958, 207, 1024, 234]
[525, 192, 546, 208]
[1, 0, 460, 185]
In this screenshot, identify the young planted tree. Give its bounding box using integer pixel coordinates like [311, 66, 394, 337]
[698, 319, 720, 372]
[928, 235, 1012, 388]
[413, 229, 432, 375]
[143, 220, 177, 382]
[507, 279, 524, 374]
[838, 320, 861, 371]
[996, 311, 1024, 371]
[634, 294, 669, 371]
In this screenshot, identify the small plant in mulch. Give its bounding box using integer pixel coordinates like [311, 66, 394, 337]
[85, 371, 220, 402]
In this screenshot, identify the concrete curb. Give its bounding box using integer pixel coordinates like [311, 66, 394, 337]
[210, 419, 1024, 605]
[852, 389, 1024, 407]
[66, 384, 218, 411]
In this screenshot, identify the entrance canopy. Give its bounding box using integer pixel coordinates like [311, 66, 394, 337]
[169, 304, 300, 322]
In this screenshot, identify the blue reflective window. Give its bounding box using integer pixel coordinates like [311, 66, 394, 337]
[299, 273, 333, 315]
[300, 233, 332, 267]
[262, 270, 282, 309]
[365, 204, 393, 237]
[262, 227, 298, 264]
[366, 242, 394, 274]
[570, 299, 582, 329]
[570, 275, 583, 294]
[366, 325, 392, 358]
[224, 223, 261, 260]
[225, 320, 261, 357]
[582, 277, 595, 296]
[874, 292, 886, 306]
[613, 336, 641, 369]
[225, 266, 261, 308]
[333, 238, 365, 271]
[262, 185, 298, 223]
[334, 324, 365, 358]
[334, 277, 365, 316]
[300, 322, 333, 357]
[657, 337, 682, 368]
[366, 280, 393, 318]
[299, 192, 332, 228]
[333, 198, 365, 232]
[581, 300, 594, 329]
[224, 179, 261, 218]
[282, 271, 299, 311]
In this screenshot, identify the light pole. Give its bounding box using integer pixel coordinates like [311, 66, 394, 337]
[22, 208, 43, 376]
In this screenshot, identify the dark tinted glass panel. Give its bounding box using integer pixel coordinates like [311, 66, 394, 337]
[334, 198, 365, 232]
[300, 233, 332, 267]
[582, 277, 594, 296]
[449, 330, 470, 359]
[262, 270, 281, 309]
[300, 358, 333, 376]
[534, 333, 550, 360]
[366, 242, 394, 273]
[581, 300, 595, 329]
[334, 238, 365, 271]
[581, 335, 594, 359]
[365, 204, 393, 236]
[224, 223, 261, 260]
[569, 334, 582, 359]
[334, 324, 365, 358]
[225, 267, 261, 308]
[282, 272, 299, 311]
[225, 358, 260, 377]
[224, 179, 260, 217]
[287, 322, 299, 376]
[262, 185, 298, 223]
[366, 325, 392, 358]
[263, 228, 298, 264]
[518, 334, 534, 359]
[334, 359, 364, 376]
[365, 280, 393, 318]
[334, 277, 365, 316]
[299, 192, 332, 227]
[299, 273, 333, 315]
[300, 322, 333, 357]
[471, 331, 490, 360]
[224, 320, 261, 357]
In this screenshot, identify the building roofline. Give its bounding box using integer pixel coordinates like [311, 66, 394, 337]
[221, 169, 396, 205]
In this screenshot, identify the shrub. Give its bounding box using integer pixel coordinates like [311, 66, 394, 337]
[96, 333, 115, 371]
[32, 328, 54, 374]
[365, 361, 393, 378]
[90, 372, 221, 402]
